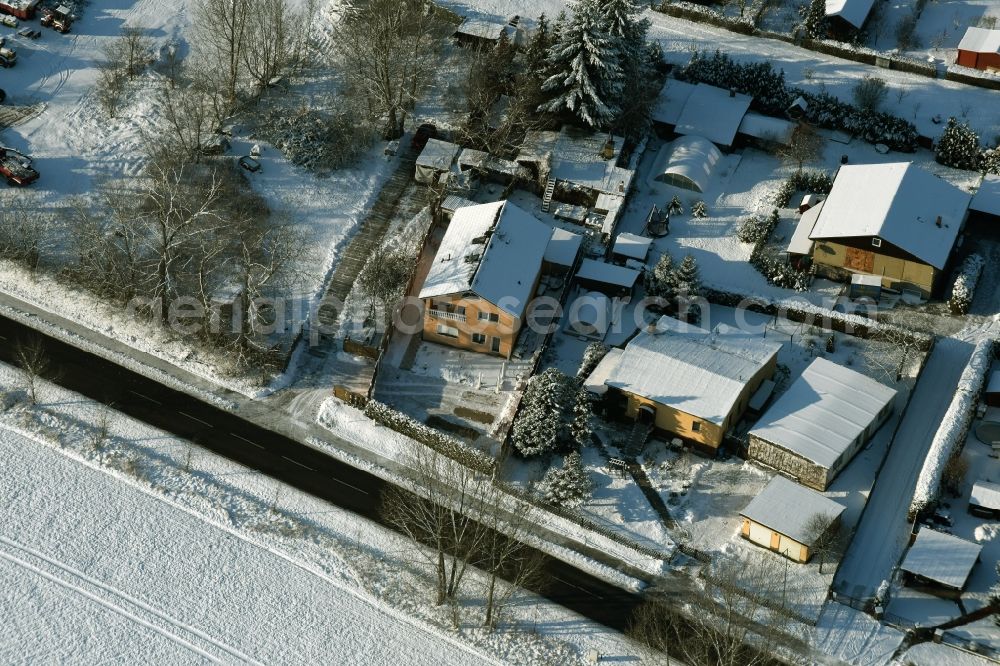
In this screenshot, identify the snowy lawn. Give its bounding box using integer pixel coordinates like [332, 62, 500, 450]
[0, 0, 401, 394]
[0, 364, 667, 664]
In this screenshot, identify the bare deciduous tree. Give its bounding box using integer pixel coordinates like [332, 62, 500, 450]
[383, 445, 491, 606]
[801, 512, 844, 575]
[107, 26, 153, 79]
[357, 243, 412, 327]
[95, 60, 127, 118]
[332, 0, 452, 138]
[242, 0, 299, 98]
[778, 123, 824, 173]
[16, 337, 53, 406]
[0, 193, 57, 272]
[631, 552, 805, 666]
[191, 0, 252, 107]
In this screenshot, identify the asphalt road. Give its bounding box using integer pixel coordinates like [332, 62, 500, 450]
[0, 313, 644, 632]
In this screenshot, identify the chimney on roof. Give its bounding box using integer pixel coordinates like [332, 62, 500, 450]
[935, 216, 942, 228]
[729, 88, 736, 98]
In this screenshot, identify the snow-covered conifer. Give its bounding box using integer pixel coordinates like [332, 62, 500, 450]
[538, 2, 623, 128]
[936, 117, 981, 171]
[540, 451, 593, 508]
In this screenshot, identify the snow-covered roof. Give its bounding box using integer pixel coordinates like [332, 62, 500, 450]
[517, 127, 634, 195]
[544, 227, 583, 267]
[612, 232, 652, 261]
[651, 79, 697, 126]
[809, 163, 971, 270]
[416, 139, 461, 172]
[900, 528, 981, 590]
[569, 290, 613, 339]
[740, 475, 845, 545]
[825, 0, 876, 29]
[738, 112, 798, 146]
[457, 148, 532, 180]
[750, 357, 896, 469]
[787, 200, 823, 255]
[659, 135, 722, 194]
[455, 18, 506, 40]
[441, 195, 475, 214]
[971, 174, 1000, 217]
[958, 27, 1000, 55]
[575, 259, 641, 289]
[674, 83, 752, 148]
[971, 480, 1000, 511]
[583, 348, 624, 396]
[419, 201, 551, 318]
[602, 319, 783, 425]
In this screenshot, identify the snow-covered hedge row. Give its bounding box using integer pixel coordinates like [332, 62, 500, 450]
[774, 170, 833, 207]
[656, 1, 757, 34]
[703, 285, 934, 349]
[676, 51, 919, 151]
[949, 254, 986, 315]
[364, 400, 495, 474]
[910, 338, 995, 517]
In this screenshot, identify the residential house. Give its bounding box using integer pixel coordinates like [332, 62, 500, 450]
[748, 357, 897, 491]
[957, 27, 1000, 72]
[673, 83, 752, 150]
[418, 201, 551, 358]
[739, 475, 845, 563]
[585, 316, 783, 453]
[808, 162, 971, 298]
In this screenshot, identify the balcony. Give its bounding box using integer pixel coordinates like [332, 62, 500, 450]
[426, 308, 466, 323]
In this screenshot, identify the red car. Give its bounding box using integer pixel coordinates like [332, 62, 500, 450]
[0, 147, 39, 185]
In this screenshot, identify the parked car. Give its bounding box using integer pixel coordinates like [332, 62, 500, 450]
[17, 27, 41, 39]
[410, 123, 436, 152]
[0, 15, 17, 29]
[237, 155, 261, 173]
[0, 49, 15, 68]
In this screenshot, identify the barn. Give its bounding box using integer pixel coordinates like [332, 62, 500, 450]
[740, 475, 845, 563]
[748, 358, 897, 491]
[957, 27, 1000, 73]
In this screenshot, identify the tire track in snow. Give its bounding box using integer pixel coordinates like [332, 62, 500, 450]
[0, 535, 263, 665]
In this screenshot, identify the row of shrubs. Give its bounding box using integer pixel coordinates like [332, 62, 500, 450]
[949, 254, 986, 315]
[737, 209, 814, 291]
[364, 400, 496, 474]
[774, 170, 833, 208]
[676, 50, 919, 151]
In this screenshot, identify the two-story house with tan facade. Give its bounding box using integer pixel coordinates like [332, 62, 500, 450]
[805, 162, 971, 299]
[419, 200, 552, 358]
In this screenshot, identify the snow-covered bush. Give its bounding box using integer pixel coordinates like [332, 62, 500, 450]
[737, 210, 778, 244]
[364, 400, 495, 473]
[851, 75, 888, 113]
[981, 148, 1000, 176]
[691, 200, 708, 218]
[751, 246, 814, 291]
[511, 368, 576, 457]
[910, 338, 995, 517]
[676, 50, 918, 150]
[935, 117, 981, 171]
[667, 194, 684, 215]
[774, 170, 832, 207]
[677, 50, 788, 115]
[577, 342, 610, 379]
[949, 253, 986, 315]
[799, 0, 827, 39]
[256, 103, 374, 172]
[539, 452, 593, 508]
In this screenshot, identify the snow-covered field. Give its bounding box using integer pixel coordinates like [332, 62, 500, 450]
[0, 364, 667, 664]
